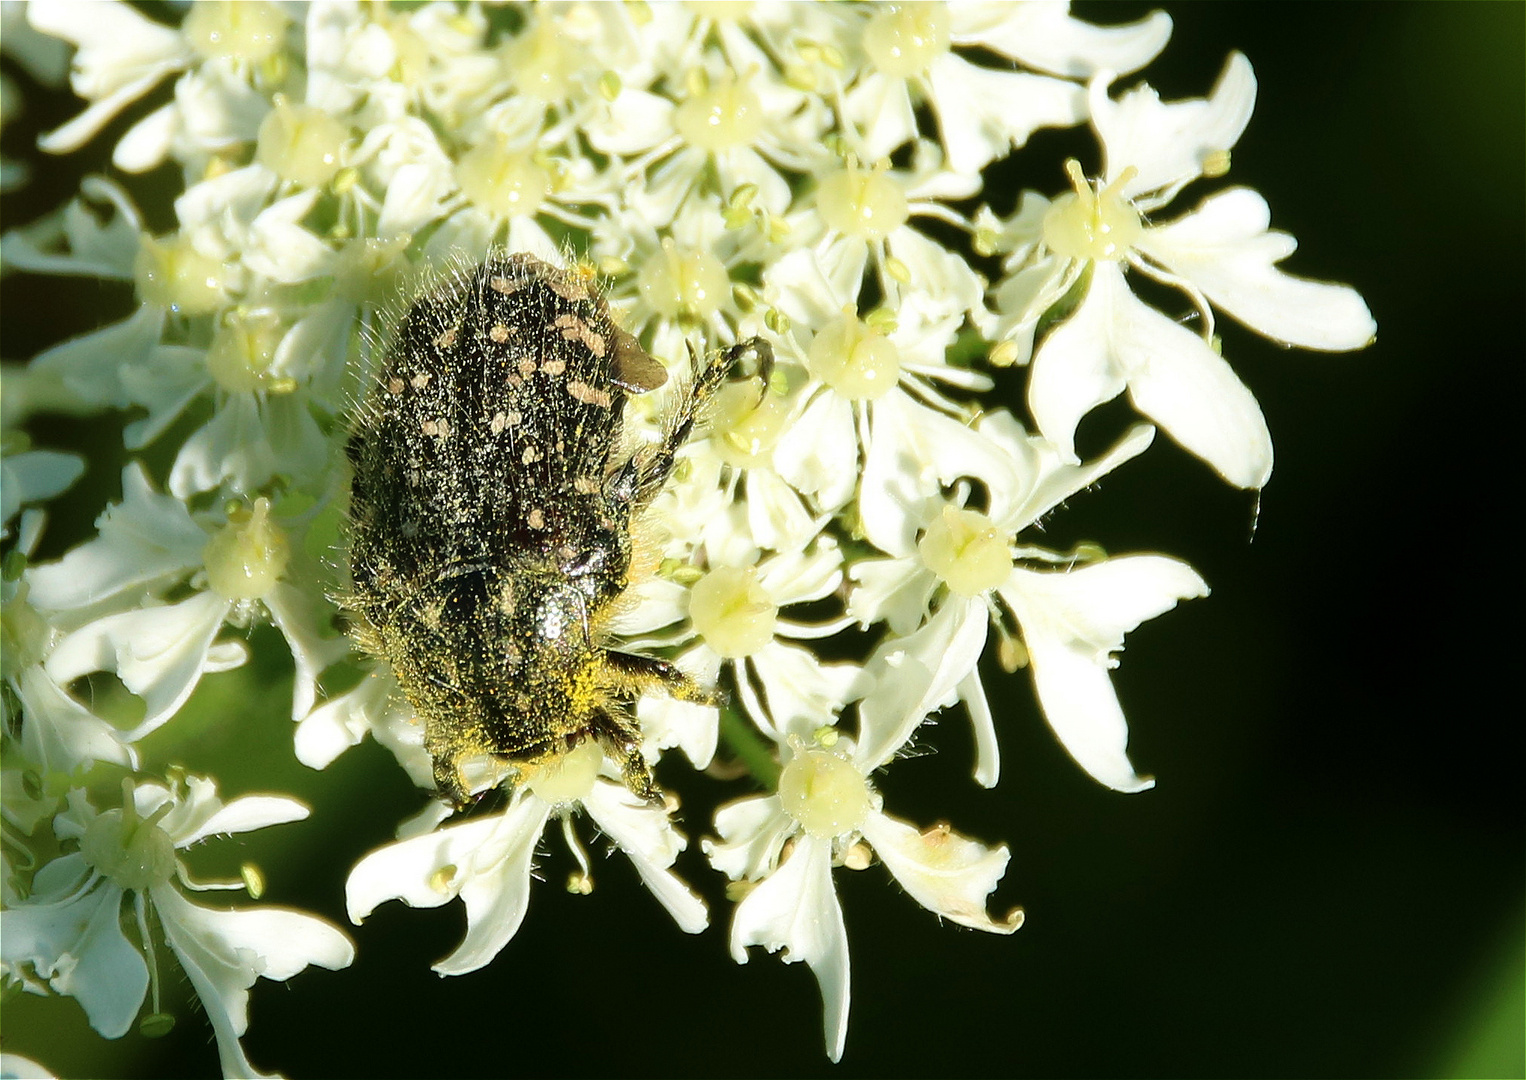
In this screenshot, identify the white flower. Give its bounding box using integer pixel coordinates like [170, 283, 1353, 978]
[707, 729, 1021, 1062]
[627, 45, 832, 228]
[27, 465, 349, 735]
[346, 739, 706, 974]
[854, 410, 1206, 791]
[999, 53, 1375, 488]
[0, 775, 353, 1079]
[763, 240, 993, 519]
[28, 0, 190, 161]
[614, 543, 858, 745]
[799, 146, 988, 327]
[843, 2, 1172, 178]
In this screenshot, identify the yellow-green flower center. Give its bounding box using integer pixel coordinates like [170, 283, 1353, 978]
[808, 309, 901, 400]
[688, 565, 777, 658]
[712, 381, 791, 469]
[504, 18, 581, 101]
[454, 142, 550, 219]
[255, 99, 349, 189]
[1042, 160, 1143, 262]
[919, 506, 1012, 597]
[778, 744, 871, 839]
[674, 72, 765, 152]
[203, 498, 290, 601]
[862, 3, 951, 77]
[80, 791, 177, 892]
[206, 312, 294, 395]
[636, 240, 729, 321]
[183, 1, 288, 62]
[817, 163, 909, 241]
[134, 234, 226, 315]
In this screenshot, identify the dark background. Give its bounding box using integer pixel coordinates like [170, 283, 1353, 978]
[3, 3, 1521, 1078]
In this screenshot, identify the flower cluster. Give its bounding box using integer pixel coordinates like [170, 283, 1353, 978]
[1, 2, 1372, 1074]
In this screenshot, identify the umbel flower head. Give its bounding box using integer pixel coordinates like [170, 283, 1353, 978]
[1, 1, 1372, 1073]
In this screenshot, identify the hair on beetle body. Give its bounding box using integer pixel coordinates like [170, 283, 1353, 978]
[342, 251, 771, 806]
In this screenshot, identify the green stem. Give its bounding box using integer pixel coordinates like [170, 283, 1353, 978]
[718, 706, 780, 791]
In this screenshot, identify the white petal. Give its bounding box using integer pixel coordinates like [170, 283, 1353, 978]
[156, 887, 354, 984]
[168, 396, 275, 498]
[442, 799, 554, 975]
[1093, 52, 1256, 201]
[347, 809, 504, 921]
[855, 598, 990, 773]
[26, 462, 204, 612]
[375, 161, 450, 239]
[173, 163, 276, 247]
[584, 782, 707, 934]
[0, 1052, 56, 1079]
[846, 556, 937, 635]
[928, 55, 1084, 174]
[264, 583, 352, 722]
[635, 648, 720, 768]
[36, 69, 171, 154]
[0, 175, 142, 280]
[729, 835, 851, 1062]
[1, 451, 83, 528]
[860, 390, 1024, 557]
[860, 811, 1023, 933]
[585, 88, 674, 155]
[1137, 187, 1376, 350]
[959, 665, 1001, 788]
[609, 576, 691, 636]
[173, 792, 310, 849]
[884, 226, 987, 324]
[119, 345, 208, 450]
[154, 887, 353, 1079]
[1107, 272, 1274, 489]
[766, 241, 866, 328]
[704, 795, 793, 882]
[757, 542, 843, 606]
[0, 874, 146, 1040]
[172, 58, 268, 155]
[773, 388, 861, 514]
[1027, 272, 1129, 463]
[27, 0, 187, 97]
[991, 414, 1156, 533]
[344, 799, 551, 974]
[718, 146, 792, 217]
[743, 468, 821, 554]
[991, 256, 1074, 355]
[111, 100, 175, 173]
[27, 305, 163, 410]
[244, 191, 337, 283]
[999, 556, 1208, 791]
[13, 666, 134, 772]
[952, 3, 1171, 79]
[751, 640, 860, 731]
[293, 668, 396, 770]
[843, 70, 916, 163]
[44, 591, 234, 741]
